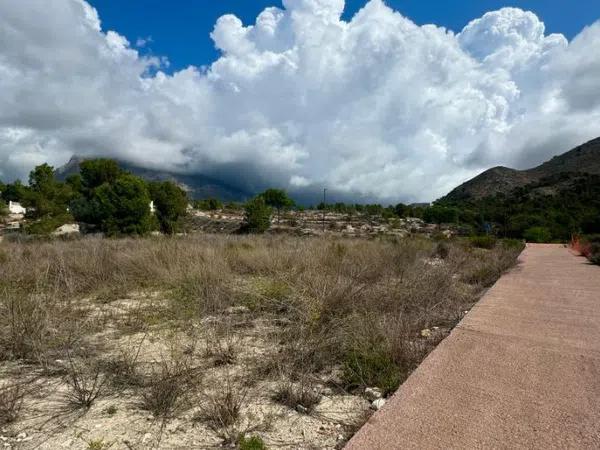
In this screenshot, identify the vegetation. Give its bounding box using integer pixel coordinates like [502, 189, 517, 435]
[0, 233, 522, 447]
[148, 181, 188, 234]
[259, 188, 294, 222]
[194, 198, 223, 211]
[0, 158, 190, 236]
[242, 196, 272, 233]
[438, 173, 600, 242]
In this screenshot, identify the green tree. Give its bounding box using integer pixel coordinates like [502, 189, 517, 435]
[24, 164, 73, 219]
[194, 198, 222, 211]
[394, 203, 408, 218]
[0, 199, 7, 217]
[423, 206, 458, 225]
[80, 159, 122, 191]
[148, 181, 188, 234]
[523, 226, 552, 243]
[242, 196, 272, 233]
[260, 188, 294, 223]
[1, 180, 27, 203]
[93, 174, 152, 235]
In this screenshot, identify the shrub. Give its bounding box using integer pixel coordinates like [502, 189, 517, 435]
[469, 235, 497, 249]
[523, 226, 552, 243]
[64, 356, 108, 409]
[196, 380, 246, 432]
[273, 378, 321, 414]
[238, 435, 267, 450]
[148, 181, 188, 234]
[141, 358, 195, 418]
[241, 197, 272, 234]
[0, 383, 24, 425]
[343, 346, 401, 396]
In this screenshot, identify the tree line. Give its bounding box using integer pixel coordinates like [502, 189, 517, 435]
[0, 159, 188, 235]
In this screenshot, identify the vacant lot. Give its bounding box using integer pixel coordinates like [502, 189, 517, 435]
[0, 234, 522, 449]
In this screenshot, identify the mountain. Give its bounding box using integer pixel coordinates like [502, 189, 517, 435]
[442, 137, 600, 202]
[56, 156, 253, 201]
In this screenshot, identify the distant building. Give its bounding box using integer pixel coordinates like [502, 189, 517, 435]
[149, 201, 156, 214]
[8, 201, 26, 215]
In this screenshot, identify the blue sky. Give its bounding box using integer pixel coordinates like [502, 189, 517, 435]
[89, 0, 600, 71]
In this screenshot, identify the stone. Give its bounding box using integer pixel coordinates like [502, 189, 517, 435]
[364, 387, 383, 401]
[296, 404, 309, 414]
[421, 328, 432, 338]
[52, 223, 80, 236]
[371, 398, 386, 410]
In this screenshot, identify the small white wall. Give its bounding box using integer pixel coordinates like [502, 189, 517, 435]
[8, 201, 26, 215]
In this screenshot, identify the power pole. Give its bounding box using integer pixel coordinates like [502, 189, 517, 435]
[322, 188, 327, 232]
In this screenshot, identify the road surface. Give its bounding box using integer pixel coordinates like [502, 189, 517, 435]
[346, 244, 600, 449]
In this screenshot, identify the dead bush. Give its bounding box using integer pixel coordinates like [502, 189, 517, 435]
[0, 382, 25, 425]
[140, 355, 197, 418]
[64, 355, 108, 409]
[273, 377, 322, 414]
[195, 378, 247, 433]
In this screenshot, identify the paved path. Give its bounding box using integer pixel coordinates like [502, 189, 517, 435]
[346, 244, 600, 449]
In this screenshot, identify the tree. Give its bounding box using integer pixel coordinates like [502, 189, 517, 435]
[93, 174, 152, 235]
[194, 198, 222, 211]
[242, 196, 272, 233]
[260, 188, 294, 223]
[24, 164, 73, 219]
[423, 206, 458, 225]
[0, 199, 7, 217]
[148, 181, 188, 234]
[1, 180, 27, 203]
[394, 203, 408, 218]
[79, 159, 122, 191]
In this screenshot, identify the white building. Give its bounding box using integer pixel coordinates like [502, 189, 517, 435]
[8, 201, 26, 215]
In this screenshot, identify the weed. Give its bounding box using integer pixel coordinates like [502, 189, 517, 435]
[0, 382, 24, 425]
[238, 435, 268, 450]
[64, 355, 108, 409]
[273, 378, 321, 414]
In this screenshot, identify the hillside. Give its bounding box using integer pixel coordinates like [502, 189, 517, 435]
[56, 156, 252, 201]
[442, 137, 600, 202]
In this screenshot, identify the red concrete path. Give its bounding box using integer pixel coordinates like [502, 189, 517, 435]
[346, 244, 600, 449]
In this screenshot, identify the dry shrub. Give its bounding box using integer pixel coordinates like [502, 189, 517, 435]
[0, 382, 25, 425]
[64, 355, 108, 409]
[141, 352, 198, 418]
[196, 377, 247, 433]
[205, 323, 240, 367]
[273, 377, 321, 413]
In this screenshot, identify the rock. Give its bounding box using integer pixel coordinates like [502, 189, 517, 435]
[371, 398, 386, 410]
[296, 404, 309, 414]
[364, 387, 383, 401]
[52, 223, 80, 236]
[16, 433, 26, 440]
[225, 305, 249, 315]
[421, 328, 432, 338]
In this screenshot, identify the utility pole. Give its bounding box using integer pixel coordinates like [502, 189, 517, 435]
[322, 188, 327, 232]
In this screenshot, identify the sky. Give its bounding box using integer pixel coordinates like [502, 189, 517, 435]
[89, 0, 600, 71]
[1, 0, 600, 203]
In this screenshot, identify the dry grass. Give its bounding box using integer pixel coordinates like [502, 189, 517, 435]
[0, 382, 25, 425]
[0, 233, 522, 446]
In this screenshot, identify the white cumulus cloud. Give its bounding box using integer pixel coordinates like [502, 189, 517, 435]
[1, 0, 599, 202]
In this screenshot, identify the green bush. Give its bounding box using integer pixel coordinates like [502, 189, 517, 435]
[0, 200, 7, 217]
[343, 344, 401, 396]
[469, 235, 497, 249]
[25, 213, 74, 235]
[241, 197, 272, 234]
[523, 226, 552, 243]
[238, 435, 267, 450]
[194, 198, 222, 211]
[148, 181, 188, 234]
